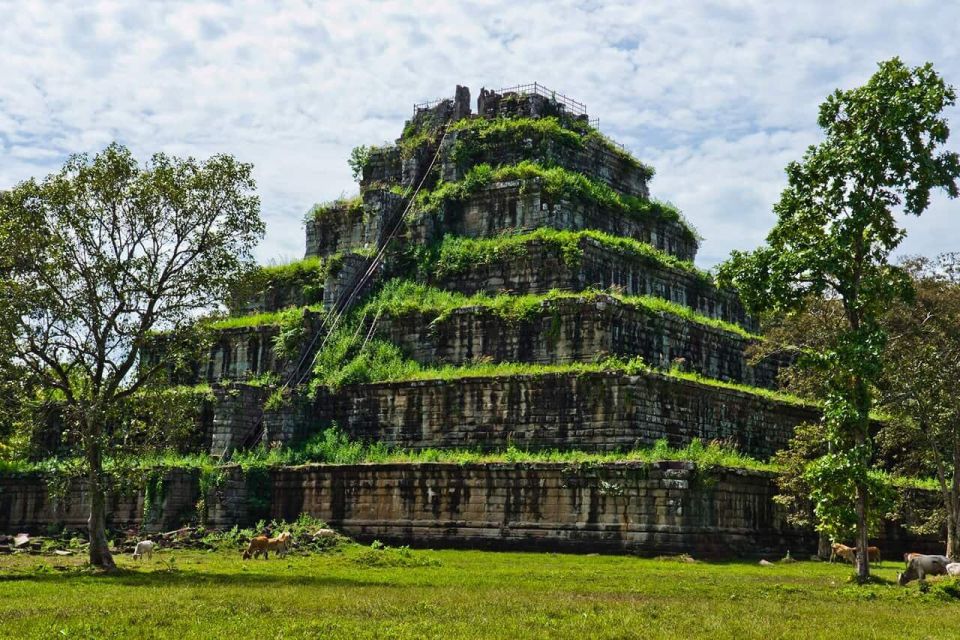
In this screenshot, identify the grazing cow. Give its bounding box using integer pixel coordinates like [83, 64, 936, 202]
[897, 555, 951, 586]
[947, 563, 960, 577]
[132, 540, 156, 560]
[242, 535, 271, 560]
[903, 553, 949, 568]
[831, 544, 880, 564]
[273, 531, 293, 558]
[242, 534, 290, 560]
[830, 543, 856, 564]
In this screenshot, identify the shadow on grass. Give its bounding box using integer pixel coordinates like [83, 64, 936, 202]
[0, 566, 400, 589]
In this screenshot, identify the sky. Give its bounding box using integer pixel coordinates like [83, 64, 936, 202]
[1, 1, 958, 269]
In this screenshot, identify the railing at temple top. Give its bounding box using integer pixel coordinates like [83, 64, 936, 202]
[491, 82, 588, 116]
[412, 84, 625, 151]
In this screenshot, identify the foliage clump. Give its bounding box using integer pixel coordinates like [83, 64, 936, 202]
[414, 228, 707, 283]
[719, 58, 960, 580]
[307, 195, 364, 224]
[409, 161, 698, 244]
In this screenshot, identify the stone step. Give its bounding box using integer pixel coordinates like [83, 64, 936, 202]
[375, 294, 783, 388]
[408, 179, 698, 262]
[426, 233, 755, 331]
[261, 370, 818, 460]
[1, 462, 939, 559]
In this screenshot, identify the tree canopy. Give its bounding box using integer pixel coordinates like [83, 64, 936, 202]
[0, 143, 263, 569]
[719, 58, 960, 581]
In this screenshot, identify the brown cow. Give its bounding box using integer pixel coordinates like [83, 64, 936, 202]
[830, 543, 855, 564]
[831, 544, 881, 564]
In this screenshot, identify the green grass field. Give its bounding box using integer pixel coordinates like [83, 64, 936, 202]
[1, 546, 958, 639]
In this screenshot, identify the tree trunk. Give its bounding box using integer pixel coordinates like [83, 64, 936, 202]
[86, 445, 116, 571]
[818, 530, 832, 561]
[855, 482, 870, 581]
[947, 514, 959, 562]
[853, 374, 871, 582]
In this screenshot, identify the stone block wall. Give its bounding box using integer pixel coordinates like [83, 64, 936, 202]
[269, 462, 940, 557]
[410, 180, 698, 262]
[361, 146, 403, 187]
[375, 296, 782, 388]
[1, 462, 942, 558]
[204, 326, 279, 383]
[440, 127, 651, 200]
[141, 326, 278, 386]
[305, 190, 405, 259]
[306, 371, 820, 460]
[428, 235, 755, 331]
[270, 462, 806, 556]
[0, 469, 199, 534]
[322, 252, 379, 312]
[210, 385, 269, 455]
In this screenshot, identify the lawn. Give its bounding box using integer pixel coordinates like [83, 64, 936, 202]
[0, 546, 958, 639]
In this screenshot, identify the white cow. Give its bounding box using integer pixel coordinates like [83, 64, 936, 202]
[947, 562, 960, 577]
[133, 540, 156, 560]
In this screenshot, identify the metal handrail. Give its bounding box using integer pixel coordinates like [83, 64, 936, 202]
[493, 82, 587, 115]
[412, 83, 627, 152]
[413, 97, 449, 112]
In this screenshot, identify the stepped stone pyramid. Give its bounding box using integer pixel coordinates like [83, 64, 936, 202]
[195, 83, 804, 460]
[13, 84, 938, 557]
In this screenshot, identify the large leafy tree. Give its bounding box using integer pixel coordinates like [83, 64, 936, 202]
[719, 58, 960, 581]
[879, 254, 960, 560]
[0, 143, 263, 570]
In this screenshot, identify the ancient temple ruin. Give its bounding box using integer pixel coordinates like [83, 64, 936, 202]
[0, 84, 937, 556]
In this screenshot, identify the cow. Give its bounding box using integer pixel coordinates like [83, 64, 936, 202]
[947, 563, 960, 577]
[830, 543, 855, 564]
[903, 552, 949, 568]
[273, 531, 293, 558]
[242, 533, 291, 560]
[132, 540, 156, 561]
[831, 544, 880, 564]
[897, 555, 951, 586]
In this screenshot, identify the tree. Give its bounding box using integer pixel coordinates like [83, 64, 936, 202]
[0, 143, 263, 570]
[879, 254, 960, 560]
[718, 58, 960, 581]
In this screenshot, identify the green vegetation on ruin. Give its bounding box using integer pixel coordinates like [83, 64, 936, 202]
[447, 114, 655, 179]
[205, 304, 322, 331]
[0, 422, 936, 496]
[306, 194, 364, 223]
[1, 545, 958, 639]
[409, 161, 699, 243]
[309, 315, 801, 408]
[228, 256, 340, 313]
[365, 279, 756, 338]
[415, 228, 710, 283]
[0, 434, 771, 476]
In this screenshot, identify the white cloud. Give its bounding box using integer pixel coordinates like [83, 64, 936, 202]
[0, 0, 958, 267]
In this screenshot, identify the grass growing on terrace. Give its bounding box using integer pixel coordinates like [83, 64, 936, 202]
[362, 280, 756, 338]
[410, 161, 698, 243]
[306, 194, 364, 223]
[0, 548, 957, 639]
[228, 256, 337, 312]
[415, 228, 710, 283]
[205, 305, 322, 331]
[233, 430, 776, 472]
[447, 115, 655, 179]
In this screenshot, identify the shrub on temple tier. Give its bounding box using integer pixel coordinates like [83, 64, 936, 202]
[306, 195, 364, 224]
[413, 228, 710, 284]
[410, 161, 698, 244]
[447, 115, 654, 180]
